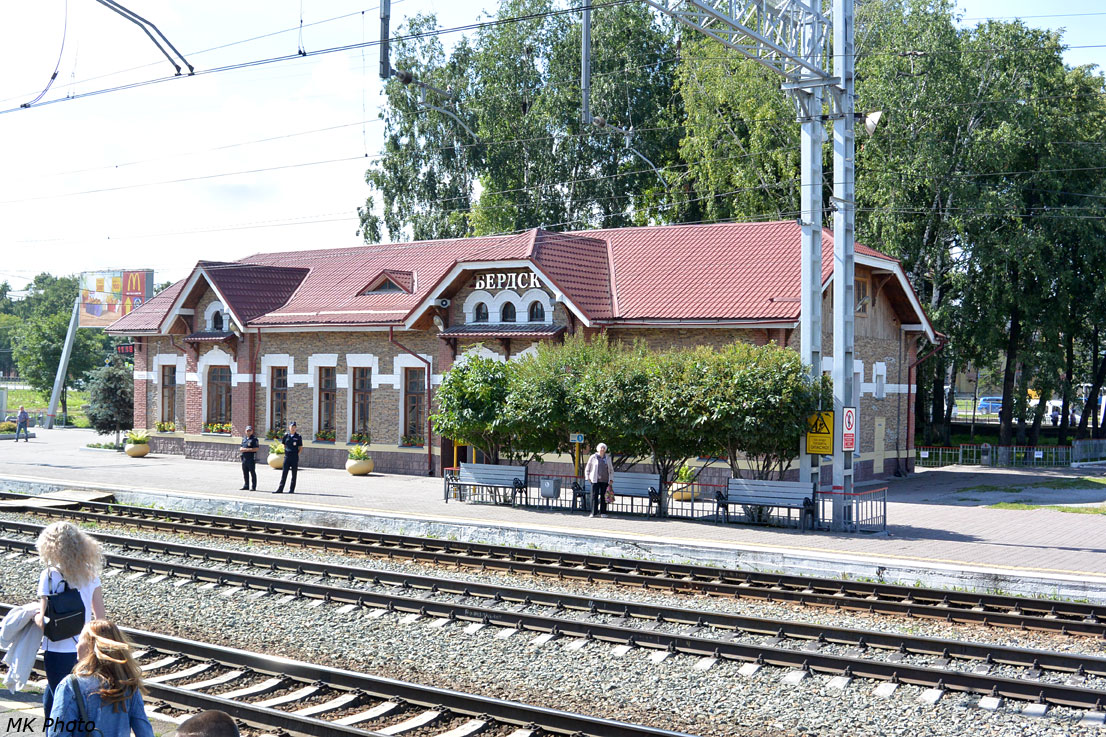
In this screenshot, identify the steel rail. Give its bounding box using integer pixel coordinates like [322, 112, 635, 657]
[2, 532, 1104, 709]
[6, 495, 1105, 635]
[1, 517, 1102, 678]
[0, 604, 694, 737]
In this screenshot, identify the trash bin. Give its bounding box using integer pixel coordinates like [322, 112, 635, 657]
[540, 478, 561, 499]
[980, 443, 991, 467]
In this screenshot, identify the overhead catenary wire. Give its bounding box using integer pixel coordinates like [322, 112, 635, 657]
[4, 0, 1104, 117]
[20, 0, 69, 108]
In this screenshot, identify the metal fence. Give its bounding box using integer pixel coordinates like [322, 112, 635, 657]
[445, 468, 885, 532]
[915, 444, 1073, 468]
[816, 488, 887, 533]
[1074, 439, 1106, 464]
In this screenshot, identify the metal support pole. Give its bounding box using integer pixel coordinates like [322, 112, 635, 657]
[581, 1, 591, 124]
[797, 1, 824, 496]
[46, 296, 81, 429]
[379, 0, 391, 79]
[831, 0, 855, 529]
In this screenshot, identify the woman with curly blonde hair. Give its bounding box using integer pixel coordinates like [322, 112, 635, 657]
[48, 620, 153, 737]
[34, 521, 107, 719]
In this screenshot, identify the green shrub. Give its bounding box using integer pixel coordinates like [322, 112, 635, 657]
[269, 443, 285, 455]
[348, 444, 371, 461]
[0, 421, 15, 433]
[125, 430, 149, 445]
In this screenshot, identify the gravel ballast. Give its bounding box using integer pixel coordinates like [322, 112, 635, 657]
[1, 515, 1104, 736]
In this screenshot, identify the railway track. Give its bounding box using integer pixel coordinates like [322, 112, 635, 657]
[2, 519, 1106, 713]
[0, 603, 692, 737]
[4, 493, 1105, 637]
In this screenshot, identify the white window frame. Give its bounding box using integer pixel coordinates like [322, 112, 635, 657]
[345, 354, 379, 443]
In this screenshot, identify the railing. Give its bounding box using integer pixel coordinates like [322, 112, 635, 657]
[1074, 438, 1106, 464]
[816, 488, 887, 533]
[915, 444, 1073, 468]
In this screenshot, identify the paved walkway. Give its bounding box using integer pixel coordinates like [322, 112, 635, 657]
[3, 428, 1106, 583]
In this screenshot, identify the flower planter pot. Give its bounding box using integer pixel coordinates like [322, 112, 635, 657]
[268, 454, 284, 469]
[124, 443, 149, 458]
[345, 458, 374, 476]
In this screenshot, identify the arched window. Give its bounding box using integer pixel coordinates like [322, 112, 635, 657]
[501, 303, 516, 323]
[473, 303, 489, 323]
[212, 311, 224, 332]
[528, 301, 545, 322]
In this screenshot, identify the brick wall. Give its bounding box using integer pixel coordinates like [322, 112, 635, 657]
[133, 337, 148, 429]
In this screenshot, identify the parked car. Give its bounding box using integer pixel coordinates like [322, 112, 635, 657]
[977, 396, 1002, 414]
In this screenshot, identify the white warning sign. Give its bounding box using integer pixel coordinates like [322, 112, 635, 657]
[842, 406, 857, 453]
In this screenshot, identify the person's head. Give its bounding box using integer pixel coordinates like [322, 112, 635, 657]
[175, 710, 240, 737]
[74, 620, 145, 710]
[289, 421, 297, 433]
[36, 521, 102, 587]
[18, 405, 24, 411]
[596, 443, 608, 457]
[245, 425, 254, 436]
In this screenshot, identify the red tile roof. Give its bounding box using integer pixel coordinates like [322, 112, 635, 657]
[587, 221, 887, 321]
[111, 221, 914, 333]
[203, 263, 309, 325]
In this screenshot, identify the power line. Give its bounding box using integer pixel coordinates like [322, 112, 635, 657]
[0, 0, 636, 116]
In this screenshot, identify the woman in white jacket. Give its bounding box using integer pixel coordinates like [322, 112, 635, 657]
[34, 522, 107, 719]
[583, 443, 615, 517]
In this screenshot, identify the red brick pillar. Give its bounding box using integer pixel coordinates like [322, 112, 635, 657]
[231, 334, 255, 436]
[133, 338, 148, 430]
[185, 350, 202, 433]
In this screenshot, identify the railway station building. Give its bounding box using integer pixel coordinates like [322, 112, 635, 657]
[109, 221, 935, 480]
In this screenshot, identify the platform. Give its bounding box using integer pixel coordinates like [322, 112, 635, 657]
[2, 428, 1106, 602]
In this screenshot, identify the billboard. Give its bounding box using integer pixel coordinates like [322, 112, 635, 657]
[79, 270, 154, 328]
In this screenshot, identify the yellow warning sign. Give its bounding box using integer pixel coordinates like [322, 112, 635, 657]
[806, 411, 834, 455]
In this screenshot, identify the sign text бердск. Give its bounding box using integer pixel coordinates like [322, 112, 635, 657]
[473, 272, 541, 291]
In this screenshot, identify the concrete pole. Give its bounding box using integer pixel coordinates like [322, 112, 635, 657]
[797, 86, 823, 491]
[46, 295, 81, 429]
[581, 1, 591, 125]
[831, 0, 855, 529]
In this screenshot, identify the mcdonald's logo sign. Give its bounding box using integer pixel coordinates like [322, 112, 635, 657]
[78, 269, 153, 327]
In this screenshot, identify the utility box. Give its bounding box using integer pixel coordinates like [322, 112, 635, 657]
[540, 478, 561, 499]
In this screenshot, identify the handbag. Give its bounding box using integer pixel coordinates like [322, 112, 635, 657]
[44, 574, 85, 642]
[68, 677, 106, 737]
[604, 486, 615, 504]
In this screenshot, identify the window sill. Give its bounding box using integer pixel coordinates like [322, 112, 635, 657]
[201, 432, 232, 437]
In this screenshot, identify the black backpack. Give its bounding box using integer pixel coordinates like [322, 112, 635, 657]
[44, 575, 85, 641]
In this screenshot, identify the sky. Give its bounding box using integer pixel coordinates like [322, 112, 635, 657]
[1, 0, 1103, 292]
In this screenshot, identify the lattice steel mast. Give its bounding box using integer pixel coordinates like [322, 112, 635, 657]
[637, 0, 856, 527]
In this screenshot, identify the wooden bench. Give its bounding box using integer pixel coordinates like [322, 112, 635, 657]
[715, 478, 816, 530]
[444, 462, 528, 506]
[574, 472, 663, 516]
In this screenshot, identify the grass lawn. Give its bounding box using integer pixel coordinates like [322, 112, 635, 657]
[961, 477, 1106, 494]
[990, 501, 1106, 515]
[5, 388, 91, 427]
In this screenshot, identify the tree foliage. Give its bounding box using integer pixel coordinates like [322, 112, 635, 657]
[86, 357, 134, 440]
[369, 0, 1106, 442]
[433, 339, 828, 500]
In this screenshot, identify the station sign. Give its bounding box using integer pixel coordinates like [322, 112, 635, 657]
[568, 432, 585, 444]
[842, 406, 857, 453]
[472, 272, 541, 291]
[806, 411, 833, 455]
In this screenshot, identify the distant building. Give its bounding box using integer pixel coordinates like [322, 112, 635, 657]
[109, 221, 935, 480]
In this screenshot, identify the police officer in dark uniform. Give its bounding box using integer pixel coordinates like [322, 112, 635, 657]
[239, 425, 259, 490]
[274, 421, 303, 493]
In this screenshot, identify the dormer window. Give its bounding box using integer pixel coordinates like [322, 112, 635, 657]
[474, 303, 489, 323]
[212, 311, 223, 332]
[501, 303, 516, 323]
[528, 301, 545, 322]
[362, 279, 403, 294]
